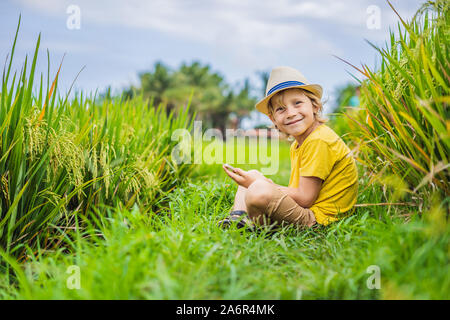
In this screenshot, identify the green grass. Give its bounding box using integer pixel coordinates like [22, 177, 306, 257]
[0, 17, 196, 259]
[1, 142, 448, 300]
[1, 126, 448, 300]
[336, 0, 449, 204]
[190, 137, 292, 185]
[1, 3, 449, 300]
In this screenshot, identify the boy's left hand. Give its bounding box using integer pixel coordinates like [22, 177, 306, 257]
[222, 165, 273, 188]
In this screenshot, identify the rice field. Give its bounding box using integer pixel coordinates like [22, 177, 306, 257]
[0, 2, 449, 300]
[0, 138, 448, 299]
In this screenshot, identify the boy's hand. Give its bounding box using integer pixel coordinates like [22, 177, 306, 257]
[222, 165, 274, 188]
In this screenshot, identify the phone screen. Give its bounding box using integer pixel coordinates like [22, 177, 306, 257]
[224, 164, 236, 171]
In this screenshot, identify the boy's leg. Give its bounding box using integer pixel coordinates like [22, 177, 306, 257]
[245, 179, 316, 228]
[232, 185, 248, 212]
[217, 185, 252, 229]
[245, 180, 277, 226]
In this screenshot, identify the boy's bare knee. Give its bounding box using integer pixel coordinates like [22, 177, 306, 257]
[245, 179, 274, 209]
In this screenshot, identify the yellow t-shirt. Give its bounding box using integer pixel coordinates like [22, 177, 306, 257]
[288, 124, 358, 225]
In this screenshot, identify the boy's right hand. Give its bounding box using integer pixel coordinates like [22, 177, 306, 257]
[223, 166, 274, 187]
[246, 169, 273, 184]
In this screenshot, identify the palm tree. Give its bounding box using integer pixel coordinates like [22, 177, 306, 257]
[125, 61, 257, 134]
[257, 70, 270, 96]
[138, 61, 173, 109]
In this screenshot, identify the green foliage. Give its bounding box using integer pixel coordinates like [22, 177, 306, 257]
[1, 170, 448, 299]
[335, 83, 359, 110]
[127, 61, 257, 132]
[338, 1, 449, 206]
[0, 19, 195, 259]
[2, 136, 447, 300]
[1, 2, 449, 299]
[190, 138, 292, 186]
[329, 83, 360, 140]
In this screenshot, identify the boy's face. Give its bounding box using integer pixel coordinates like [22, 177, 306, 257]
[268, 89, 318, 138]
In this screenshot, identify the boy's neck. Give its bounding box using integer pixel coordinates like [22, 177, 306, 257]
[294, 121, 321, 148]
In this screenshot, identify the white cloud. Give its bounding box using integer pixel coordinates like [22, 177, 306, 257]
[16, 0, 424, 36]
[16, 0, 340, 59]
[13, 0, 426, 95]
[16, 0, 422, 51]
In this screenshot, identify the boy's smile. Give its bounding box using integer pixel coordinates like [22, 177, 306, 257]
[269, 88, 319, 146]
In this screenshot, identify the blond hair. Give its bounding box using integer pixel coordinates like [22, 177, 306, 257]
[267, 88, 328, 140]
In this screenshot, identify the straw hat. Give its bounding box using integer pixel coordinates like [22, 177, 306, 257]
[255, 66, 323, 116]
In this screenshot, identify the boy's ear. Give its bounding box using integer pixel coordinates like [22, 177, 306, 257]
[313, 105, 319, 115]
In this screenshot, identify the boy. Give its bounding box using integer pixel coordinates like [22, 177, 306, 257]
[219, 66, 358, 230]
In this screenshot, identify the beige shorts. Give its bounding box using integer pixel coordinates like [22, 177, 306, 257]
[263, 186, 317, 229]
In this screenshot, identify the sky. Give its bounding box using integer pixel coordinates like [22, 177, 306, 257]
[1, 0, 425, 115]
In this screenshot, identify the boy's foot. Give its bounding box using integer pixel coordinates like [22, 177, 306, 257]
[217, 210, 256, 231]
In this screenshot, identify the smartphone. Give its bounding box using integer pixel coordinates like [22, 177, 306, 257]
[223, 163, 237, 172]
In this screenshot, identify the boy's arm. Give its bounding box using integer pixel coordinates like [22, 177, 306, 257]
[275, 176, 323, 208]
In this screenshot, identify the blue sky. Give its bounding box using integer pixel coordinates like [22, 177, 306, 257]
[1, 0, 425, 114]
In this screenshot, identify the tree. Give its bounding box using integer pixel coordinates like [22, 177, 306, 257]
[139, 61, 173, 110]
[329, 83, 360, 139]
[256, 70, 270, 96]
[124, 61, 257, 135]
[333, 83, 359, 114]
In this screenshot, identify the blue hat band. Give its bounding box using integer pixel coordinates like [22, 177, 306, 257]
[267, 80, 306, 96]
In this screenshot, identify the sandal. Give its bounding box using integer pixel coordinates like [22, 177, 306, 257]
[217, 210, 256, 231]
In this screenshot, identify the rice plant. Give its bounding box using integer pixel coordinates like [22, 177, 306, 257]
[0, 18, 195, 259]
[336, 0, 449, 208]
[1, 169, 448, 299]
